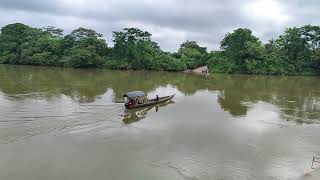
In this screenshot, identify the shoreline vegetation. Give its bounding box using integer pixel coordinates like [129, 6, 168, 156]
[0, 23, 319, 75]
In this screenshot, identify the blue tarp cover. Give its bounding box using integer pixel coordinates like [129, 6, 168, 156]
[124, 91, 146, 98]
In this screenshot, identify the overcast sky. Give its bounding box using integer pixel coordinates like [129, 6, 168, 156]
[0, 0, 319, 51]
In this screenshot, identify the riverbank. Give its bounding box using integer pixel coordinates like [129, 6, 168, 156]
[3, 63, 320, 78]
[184, 66, 209, 75]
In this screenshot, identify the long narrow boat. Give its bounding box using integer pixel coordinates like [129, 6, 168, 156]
[124, 93, 175, 109]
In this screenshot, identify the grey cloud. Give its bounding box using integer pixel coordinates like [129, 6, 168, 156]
[0, 0, 66, 15]
[0, 0, 319, 51]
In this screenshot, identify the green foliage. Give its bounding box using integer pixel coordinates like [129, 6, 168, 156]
[43, 26, 63, 37]
[244, 52, 292, 75]
[111, 28, 155, 61]
[0, 24, 108, 68]
[178, 41, 208, 69]
[312, 48, 320, 69]
[108, 28, 186, 71]
[1, 23, 320, 74]
[149, 53, 187, 71]
[221, 28, 262, 67]
[208, 26, 320, 75]
[208, 51, 239, 73]
[60, 27, 108, 68]
[104, 58, 129, 70]
[0, 23, 42, 64]
[63, 47, 103, 68]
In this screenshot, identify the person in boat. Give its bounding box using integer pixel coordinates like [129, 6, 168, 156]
[124, 91, 146, 107]
[156, 95, 159, 101]
[128, 98, 136, 107]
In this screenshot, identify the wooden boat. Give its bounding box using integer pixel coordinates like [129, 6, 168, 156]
[124, 91, 175, 109]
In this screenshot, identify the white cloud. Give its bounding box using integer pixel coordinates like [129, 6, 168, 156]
[245, 0, 291, 25]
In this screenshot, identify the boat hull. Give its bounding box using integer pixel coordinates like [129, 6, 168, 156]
[125, 94, 175, 109]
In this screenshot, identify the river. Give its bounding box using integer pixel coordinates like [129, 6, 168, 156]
[0, 64, 320, 180]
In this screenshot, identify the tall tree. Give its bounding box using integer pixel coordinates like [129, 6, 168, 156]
[43, 26, 64, 37]
[0, 23, 42, 64]
[178, 41, 208, 69]
[110, 28, 160, 69]
[221, 28, 262, 68]
[61, 27, 108, 68]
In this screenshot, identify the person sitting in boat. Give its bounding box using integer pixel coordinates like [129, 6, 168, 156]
[128, 98, 136, 107]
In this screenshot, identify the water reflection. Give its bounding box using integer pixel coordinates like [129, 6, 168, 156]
[218, 91, 248, 117]
[122, 100, 175, 124]
[0, 65, 320, 124]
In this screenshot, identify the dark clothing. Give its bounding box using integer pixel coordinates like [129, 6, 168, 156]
[128, 98, 136, 108]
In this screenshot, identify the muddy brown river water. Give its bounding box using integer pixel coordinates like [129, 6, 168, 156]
[1, 65, 320, 180]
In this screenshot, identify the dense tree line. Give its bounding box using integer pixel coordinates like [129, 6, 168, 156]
[0, 23, 320, 75]
[209, 26, 320, 75]
[0, 23, 194, 71]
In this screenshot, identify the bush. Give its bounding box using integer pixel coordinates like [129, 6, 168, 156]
[208, 56, 239, 73]
[103, 58, 130, 70]
[151, 54, 187, 71]
[63, 48, 103, 68]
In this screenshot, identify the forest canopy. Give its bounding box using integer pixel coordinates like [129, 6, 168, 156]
[0, 23, 320, 75]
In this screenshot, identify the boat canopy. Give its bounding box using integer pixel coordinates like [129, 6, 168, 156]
[123, 91, 146, 98]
